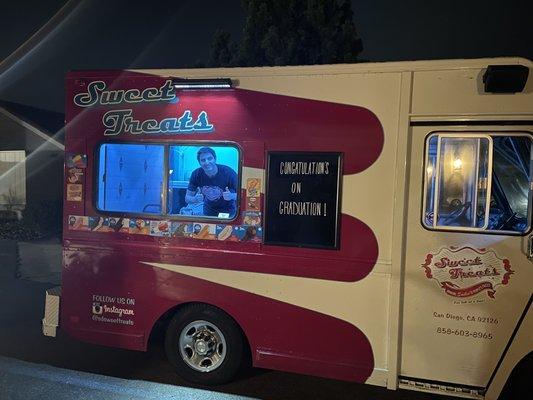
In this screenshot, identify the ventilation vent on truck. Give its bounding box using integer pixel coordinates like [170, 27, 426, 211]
[483, 65, 529, 93]
[399, 377, 484, 399]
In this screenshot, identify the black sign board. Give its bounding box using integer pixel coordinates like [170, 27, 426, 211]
[264, 152, 342, 249]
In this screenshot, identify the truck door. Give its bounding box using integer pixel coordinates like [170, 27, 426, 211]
[400, 125, 533, 389]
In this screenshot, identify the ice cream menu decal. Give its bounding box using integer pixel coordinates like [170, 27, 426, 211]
[264, 152, 342, 249]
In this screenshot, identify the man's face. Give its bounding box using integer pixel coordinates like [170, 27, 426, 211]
[198, 152, 216, 173]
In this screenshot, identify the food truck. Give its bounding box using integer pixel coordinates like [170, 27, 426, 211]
[43, 58, 532, 399]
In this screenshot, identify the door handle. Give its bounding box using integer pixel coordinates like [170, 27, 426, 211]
[527, 235, 533, 260]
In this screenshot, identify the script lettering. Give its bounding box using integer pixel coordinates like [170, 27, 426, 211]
[102, 109, 214, 136]
[74, 80, 176, 107]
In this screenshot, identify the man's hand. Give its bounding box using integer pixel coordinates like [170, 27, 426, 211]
[193, 187, 204, 203]
[185, 188, 203, 204]
[223, 187, 236, 201]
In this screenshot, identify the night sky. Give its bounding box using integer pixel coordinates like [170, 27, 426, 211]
[0, 0, 531, 113]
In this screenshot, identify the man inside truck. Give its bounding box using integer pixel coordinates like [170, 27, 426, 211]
[185, 147, 238, 218]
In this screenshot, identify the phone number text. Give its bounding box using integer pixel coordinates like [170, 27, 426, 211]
[436, 327, 493, 340]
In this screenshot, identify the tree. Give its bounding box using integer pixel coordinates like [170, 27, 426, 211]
[208, 0, 363, 67]
[208, 30, 235, 67]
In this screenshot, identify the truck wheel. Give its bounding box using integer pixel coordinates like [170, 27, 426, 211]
[164, 303, 245, 385]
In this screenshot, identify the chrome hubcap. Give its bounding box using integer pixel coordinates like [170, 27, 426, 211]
[179, 320, 227, 372]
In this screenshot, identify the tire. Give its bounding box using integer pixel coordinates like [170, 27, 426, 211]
[164, 303, 245, 385]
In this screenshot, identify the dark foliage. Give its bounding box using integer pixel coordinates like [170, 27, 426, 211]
[0, 201, 62, 240]
[208, 0, 363, 67]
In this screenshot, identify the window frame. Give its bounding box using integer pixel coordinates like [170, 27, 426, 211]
[93, 140, 243, 222]
[421, 131, 533, 236]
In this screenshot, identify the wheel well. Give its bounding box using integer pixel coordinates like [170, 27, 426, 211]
[499, 351, 533, 399]
[148, 302, 252, 363]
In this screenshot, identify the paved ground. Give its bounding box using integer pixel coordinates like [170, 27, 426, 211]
[0, 238, 453, 400]
[0, 356, 253, 400]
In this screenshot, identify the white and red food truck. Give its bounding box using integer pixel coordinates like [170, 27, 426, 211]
[43, 58, 532, 399]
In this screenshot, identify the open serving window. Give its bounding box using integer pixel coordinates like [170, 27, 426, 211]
[95, 142, 241, 221]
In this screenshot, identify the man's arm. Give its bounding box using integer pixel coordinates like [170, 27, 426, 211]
[222, 167, 238, 201]
[185, 169, 203, 204]
[185, 188, 203, 204]
[229, 167, 238, 192]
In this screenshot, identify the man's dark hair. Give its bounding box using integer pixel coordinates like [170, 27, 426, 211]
[196, 147, 216, 161]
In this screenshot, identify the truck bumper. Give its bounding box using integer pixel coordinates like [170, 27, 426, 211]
[42, 286, 61, 337]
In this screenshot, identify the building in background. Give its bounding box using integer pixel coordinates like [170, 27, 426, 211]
[0, 101, 64, 215]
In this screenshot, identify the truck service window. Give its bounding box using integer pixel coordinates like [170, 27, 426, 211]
[167, 145, 239, 220]
[97, 144, 164, 214]
[423, 133, 532, 234]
